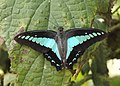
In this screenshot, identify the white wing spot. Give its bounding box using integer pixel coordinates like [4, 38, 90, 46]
[21, 36, 25, 39]
[25, 36, 30, 39]
[89, 34, 94, 38]
[72, 58, 76, 62]
[45, 54, 48, 56]
[101, 32, 104, 34]
[45, 54, 51, 59]
[29, 37, 34, 41]
[75, 51, 81, 57]
[69, 62, 72, 65]
[92, 33, 97, 36]
[18, 35, 21, 38]
[97, 32, 101, 35]
[51, 60, 55, 63]
[48, 56, 51, 59]
[56, 64, 60, 66]
[76, 53, 79, 57]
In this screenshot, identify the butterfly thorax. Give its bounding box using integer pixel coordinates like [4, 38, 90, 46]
[55, 27, 67, 67]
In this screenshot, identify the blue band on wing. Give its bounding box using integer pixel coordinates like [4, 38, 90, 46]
[66, 32, 101, 59]
[19, 36, 62, 60]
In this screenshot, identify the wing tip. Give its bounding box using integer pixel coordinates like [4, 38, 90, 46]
[14, 33, 21, 42]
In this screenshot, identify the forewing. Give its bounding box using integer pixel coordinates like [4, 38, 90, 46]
[14, 30, 57, 53]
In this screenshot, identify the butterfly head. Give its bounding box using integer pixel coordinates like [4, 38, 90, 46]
[58, 27, 64, 32]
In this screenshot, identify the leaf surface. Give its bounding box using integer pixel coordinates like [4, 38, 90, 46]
[0, 0, 109, 85]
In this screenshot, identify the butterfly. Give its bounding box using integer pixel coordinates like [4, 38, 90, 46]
[14, 27, 107, 71]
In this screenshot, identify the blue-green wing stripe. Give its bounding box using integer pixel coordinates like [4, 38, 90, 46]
[19, 36, 61, 60]
[66, 33, 97, 59]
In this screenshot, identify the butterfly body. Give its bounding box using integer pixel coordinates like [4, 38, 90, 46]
[14, 27, 107, 71]
[55, 27, 68, 68]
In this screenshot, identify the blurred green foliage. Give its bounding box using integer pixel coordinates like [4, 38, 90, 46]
[0, 47, 10, 73]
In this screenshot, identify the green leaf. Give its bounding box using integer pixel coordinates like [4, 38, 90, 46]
[95, 0, 109, 13]
[110, 76, 120, 86]
[0, 0, 110, 86]
[4, 73, 17, 86]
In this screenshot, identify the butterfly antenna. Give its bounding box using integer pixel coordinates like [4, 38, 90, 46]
[48, 14, 60, 28]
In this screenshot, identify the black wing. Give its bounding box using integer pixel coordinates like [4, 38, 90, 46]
[65, 28, 108, 69]
[14, 30, 62, 71]
[14, 30, 57, 53]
